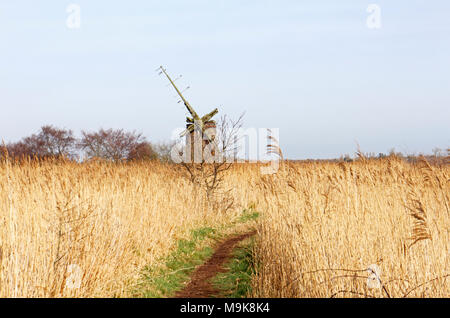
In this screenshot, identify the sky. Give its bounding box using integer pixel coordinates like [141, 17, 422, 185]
[0, 0, 449, 159]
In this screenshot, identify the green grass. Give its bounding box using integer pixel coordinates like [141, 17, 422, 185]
[132, 207, 259, 298]
[133, 227, 218, 297]
[140, 246, 214, 297]
[211, 237, 256, 298]
[238, 210, 259, 223]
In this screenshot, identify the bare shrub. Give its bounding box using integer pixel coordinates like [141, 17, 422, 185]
[79, 128, 145, 161]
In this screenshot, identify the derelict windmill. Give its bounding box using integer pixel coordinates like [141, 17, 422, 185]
[157, 66, 218, 160]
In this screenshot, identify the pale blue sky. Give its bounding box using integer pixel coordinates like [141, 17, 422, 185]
[0, 0, 449, 159]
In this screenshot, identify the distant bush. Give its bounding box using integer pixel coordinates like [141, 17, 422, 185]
[127, 142, 158, 161]
[78, 128, 146, 162]
[2, 125, 76, 161]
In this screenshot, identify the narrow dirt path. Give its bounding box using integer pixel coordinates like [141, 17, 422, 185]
[175, 230, 256, 298]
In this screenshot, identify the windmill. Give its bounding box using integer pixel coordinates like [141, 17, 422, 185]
[158, 66, 218, 160]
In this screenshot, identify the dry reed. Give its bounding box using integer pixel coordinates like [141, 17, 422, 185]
[0, 156, 448, 298]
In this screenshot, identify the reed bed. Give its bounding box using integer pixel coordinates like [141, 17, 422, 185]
[0, 157, 448, 297]
[250, 157, 449, 297]
[0, 159, 236, 297]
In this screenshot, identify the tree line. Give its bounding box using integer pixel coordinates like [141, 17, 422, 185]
[1, 125, 174, 162]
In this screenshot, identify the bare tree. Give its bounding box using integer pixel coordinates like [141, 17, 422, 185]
[25, 125, 76, 158]
[1, 141, 32, 160]
[79, 128, 145, 161]
[2, 125, 76, 160]
[127, 141, 158, 161]
[181, 113, 244, 200]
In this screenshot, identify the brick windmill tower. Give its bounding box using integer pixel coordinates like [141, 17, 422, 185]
[158, 66, 218, 161]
